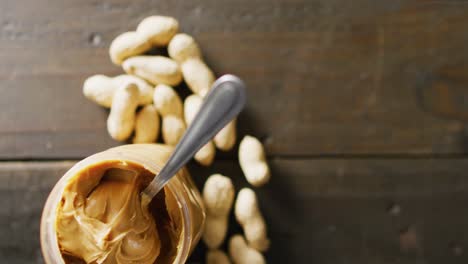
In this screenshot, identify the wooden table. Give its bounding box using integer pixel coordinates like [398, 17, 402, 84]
[2, 0, 468, 263]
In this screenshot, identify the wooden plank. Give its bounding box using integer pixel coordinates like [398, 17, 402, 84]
[1, 1, 468, 157]
[2, 159, 468, 263]
[0, 162, 73, 263]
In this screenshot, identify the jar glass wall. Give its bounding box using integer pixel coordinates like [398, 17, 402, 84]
[40, 144, 205, 264]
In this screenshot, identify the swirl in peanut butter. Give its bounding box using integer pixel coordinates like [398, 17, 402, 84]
[55, 163, 160, 264]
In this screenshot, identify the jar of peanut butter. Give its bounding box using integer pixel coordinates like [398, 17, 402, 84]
[40, 144, 206, 264]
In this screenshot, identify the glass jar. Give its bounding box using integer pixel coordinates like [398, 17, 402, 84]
[40, 144, 205, 264]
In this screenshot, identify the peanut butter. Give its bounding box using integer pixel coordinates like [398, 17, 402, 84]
[55, 160, 181, 264]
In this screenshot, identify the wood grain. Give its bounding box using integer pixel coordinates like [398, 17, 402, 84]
[2, 1, 468, 264]
[2, 159, 468, 263]
[1, 0, 468, 158]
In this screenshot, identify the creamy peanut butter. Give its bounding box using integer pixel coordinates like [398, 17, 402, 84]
[55, 160, 181, 264]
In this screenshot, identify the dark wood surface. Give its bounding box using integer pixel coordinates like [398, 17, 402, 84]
[2, 0, 468, 263]
[3, 0, 468, 157]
